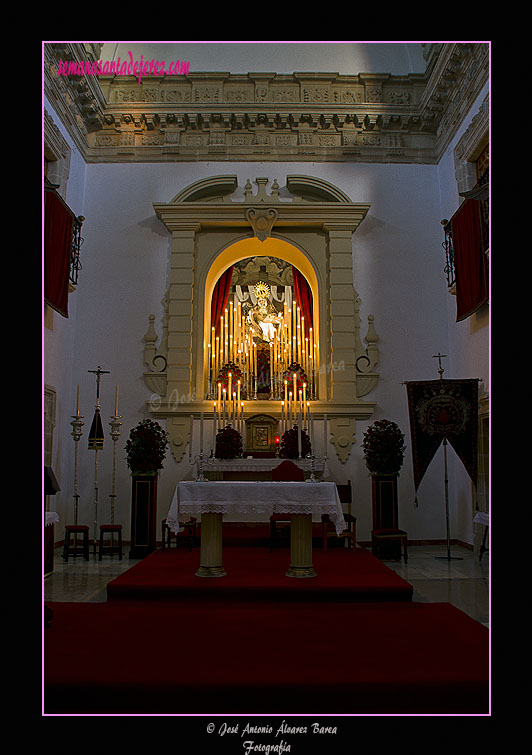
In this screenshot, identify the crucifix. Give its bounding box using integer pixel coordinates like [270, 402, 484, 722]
[88, 366, 110, 554]
[432, 352, 447, 380]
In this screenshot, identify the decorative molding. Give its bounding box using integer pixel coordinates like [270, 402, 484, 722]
[42, 43, 489, 165]
[148, 175, 377, 463]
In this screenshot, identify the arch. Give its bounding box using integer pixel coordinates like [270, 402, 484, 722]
[202, 235, 321, 396]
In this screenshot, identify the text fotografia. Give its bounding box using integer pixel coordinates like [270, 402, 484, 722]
[209, 721, 339, 752]
[56, 52, 190, 84]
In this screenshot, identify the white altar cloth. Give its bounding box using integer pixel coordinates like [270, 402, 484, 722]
[166, 481, 346, 535]
[45, 512, 60, 527]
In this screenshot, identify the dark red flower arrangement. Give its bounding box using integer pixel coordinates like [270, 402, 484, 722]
[215, 425, 243, 459]
[282, 363, 309, 393]
[217, 362, 245, 396]
[279, 425, 312, 459]
[125, 419, 169, 473]
[362, 419, 406, 475]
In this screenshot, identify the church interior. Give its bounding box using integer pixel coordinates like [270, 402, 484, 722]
[43, 41, 490, 721]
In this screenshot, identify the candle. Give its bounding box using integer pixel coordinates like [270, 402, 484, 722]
[228, 372, 232, 403]
[114, 385, 119, 416]
[281, 400, 285, 432]
[293, 373, 297, 414]
[323, 413, 328, 456]
[302, 383, 307, 424]
[76, 384, 80, 415]
[212, 402, 217, 450]
[297, 412, 302, 458]
[222, 389, 226, 424]
[200, 412, 204, 453]
[237, 380, 241, 407]
[189, 415, 194, 460]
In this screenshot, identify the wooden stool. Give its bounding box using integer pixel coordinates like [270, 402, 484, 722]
[161, 517, 197, 550]
[98, 524, 123, 560]
[63, 525, 90, 561]
[371, 528, 408, 563]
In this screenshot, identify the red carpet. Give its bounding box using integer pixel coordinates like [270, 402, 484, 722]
[106, 545, 414, 603]
[44, 599, 489, 714]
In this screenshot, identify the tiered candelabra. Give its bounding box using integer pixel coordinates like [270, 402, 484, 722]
[108, 407, 122, 524]
[70, 386, 84, 524]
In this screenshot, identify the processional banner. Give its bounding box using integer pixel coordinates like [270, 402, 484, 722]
[405, 379, 479, 502]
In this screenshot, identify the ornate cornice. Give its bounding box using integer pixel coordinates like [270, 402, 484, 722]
[43, 43, 489, 165]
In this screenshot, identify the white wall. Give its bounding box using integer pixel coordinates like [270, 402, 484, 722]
[44, 83, 488, 549]
[46, 158, 458, 546]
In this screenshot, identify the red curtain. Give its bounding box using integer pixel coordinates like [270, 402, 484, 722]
[450, 199, 488, 322]
[292, 267, 313, 329]
[44, 190, 75, 318]
[211, 266, 233, 334]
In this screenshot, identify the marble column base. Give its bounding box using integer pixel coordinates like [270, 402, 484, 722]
[286, 513, 317, 578]
[196, 512, 226, 578]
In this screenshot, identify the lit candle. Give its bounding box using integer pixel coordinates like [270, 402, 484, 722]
[281, 400, 285, 432]
[212, 402, 217, 450]
[200, 412, 204, 453]
[114, 385, 119, 416]
[237, 380, 241, 407]
[218, 382, 222, 406]
[323, 413, 328, 456]
[228, 372, 232, 402]
[76, 384, 80, 416]
[289, 391, 293, 423]
[222, 389, 226, 424]
[293, 373, 297, 405]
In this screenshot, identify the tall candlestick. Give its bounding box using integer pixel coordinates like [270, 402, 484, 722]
[297, 412, 302, 458]
[213, 401, 217, 452]
[323, 413, 328, 456]
[189, 415, 194, 461]
[200, 412, 204, 453]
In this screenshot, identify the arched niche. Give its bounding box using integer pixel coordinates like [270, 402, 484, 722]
[202, 235, 321, 401]
[149, 176, 378, 464]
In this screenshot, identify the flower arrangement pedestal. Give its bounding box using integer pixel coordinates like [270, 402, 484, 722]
[372, 474, 399, 530]
[129, 473, 158, 559]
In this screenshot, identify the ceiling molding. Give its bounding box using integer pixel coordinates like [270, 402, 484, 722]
[43, 43, 489, 166]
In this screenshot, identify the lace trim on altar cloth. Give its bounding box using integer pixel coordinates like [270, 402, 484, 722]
[166, 484, 346, 536]
[45, 512, 60, 527]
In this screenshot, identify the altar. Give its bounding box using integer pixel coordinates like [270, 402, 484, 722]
[195, 456, 328, 481]
[166, 481, 346, 578]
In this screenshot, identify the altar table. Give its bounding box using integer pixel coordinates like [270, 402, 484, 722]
[166, 481, 346, 578]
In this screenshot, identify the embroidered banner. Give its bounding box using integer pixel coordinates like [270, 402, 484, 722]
[405, 379, 479, 499]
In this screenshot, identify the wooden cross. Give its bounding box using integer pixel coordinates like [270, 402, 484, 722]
[432, 353, 447, 379]
[88, 365, 110, 403]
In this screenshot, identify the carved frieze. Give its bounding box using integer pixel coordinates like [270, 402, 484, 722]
[44, 43, 488, 165]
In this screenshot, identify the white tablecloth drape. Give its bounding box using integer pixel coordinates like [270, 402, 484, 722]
[166, 481, 346, 536]
[45, 512, 60, 527]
